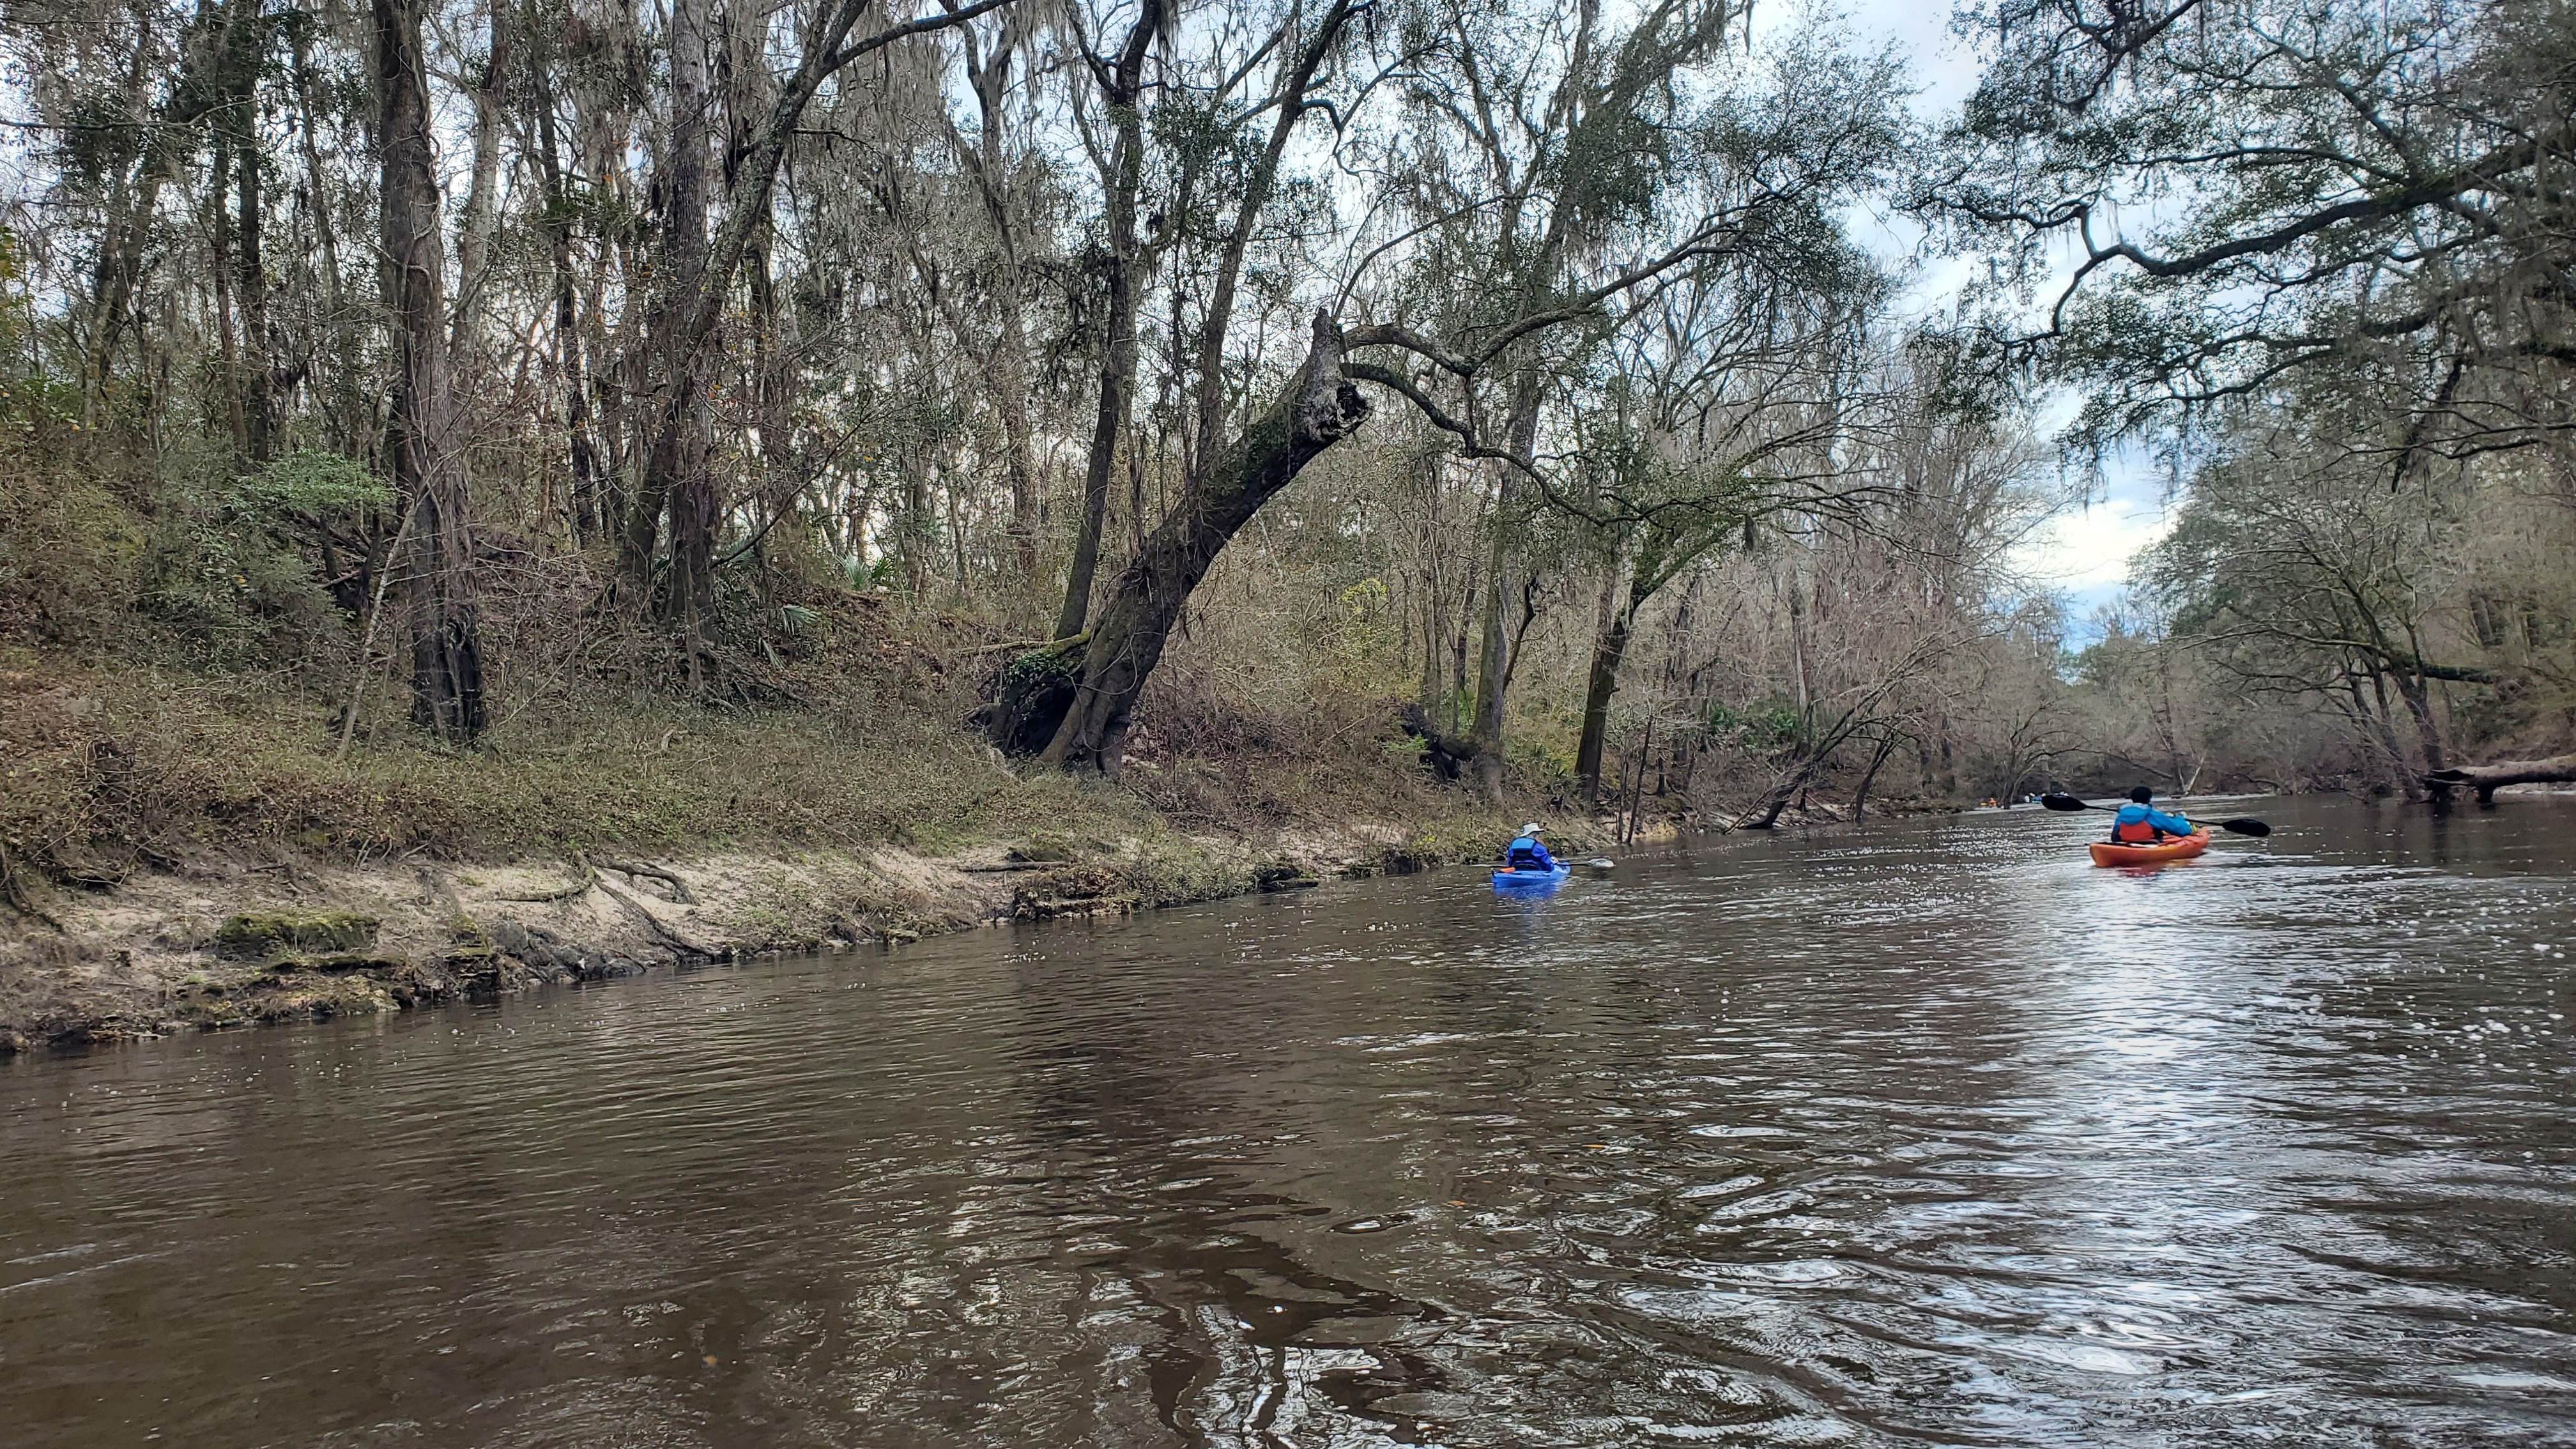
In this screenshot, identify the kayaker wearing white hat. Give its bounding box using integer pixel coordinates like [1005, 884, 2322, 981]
[1501, 822, 1557, 873]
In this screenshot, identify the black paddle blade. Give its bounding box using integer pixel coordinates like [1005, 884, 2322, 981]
[2218, 817, 2271, 838]
[2037, 793, 2091, 812]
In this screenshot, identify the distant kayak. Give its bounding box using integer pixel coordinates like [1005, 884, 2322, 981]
[2089, 829, 2211, 867]
[1492, 863, 1571, 889]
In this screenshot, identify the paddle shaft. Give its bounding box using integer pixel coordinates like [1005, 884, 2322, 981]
[2039, 795, 2269, 838]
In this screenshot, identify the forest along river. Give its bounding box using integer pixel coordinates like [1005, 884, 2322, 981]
[6, 797, 2576, 1447]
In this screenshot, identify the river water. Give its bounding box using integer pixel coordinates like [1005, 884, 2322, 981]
[5, 796, 2575, 1446]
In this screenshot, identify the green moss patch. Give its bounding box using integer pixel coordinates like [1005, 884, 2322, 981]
[213, 910, 379, 960]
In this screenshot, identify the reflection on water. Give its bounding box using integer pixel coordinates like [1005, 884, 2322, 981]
[4, 796, 2575, 1446]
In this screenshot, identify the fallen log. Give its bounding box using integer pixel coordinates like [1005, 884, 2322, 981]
[2425, 752, 2576, 804]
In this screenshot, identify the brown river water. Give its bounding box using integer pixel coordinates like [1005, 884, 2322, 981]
[5, 795, 2575, 1447]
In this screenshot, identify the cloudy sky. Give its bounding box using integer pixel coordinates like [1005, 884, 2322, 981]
[1770, 0, 2175, 636]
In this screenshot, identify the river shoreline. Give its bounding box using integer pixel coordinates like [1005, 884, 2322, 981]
[0, 655, 1988, 1055]
[3, 656, 1602, 1052]
[3, 815, 1637, 1054]
[24, 756, 2552, 1056]
[19, 786, 2394, 1055]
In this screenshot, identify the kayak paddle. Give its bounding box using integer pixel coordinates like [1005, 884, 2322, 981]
[2037, 793, 2271, 838]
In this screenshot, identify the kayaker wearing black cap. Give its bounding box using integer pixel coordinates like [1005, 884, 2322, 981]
[1503, 822, 1556, 872]
[2108, 786, 2194, 844]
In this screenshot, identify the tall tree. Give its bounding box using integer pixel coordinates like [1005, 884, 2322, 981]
[1563, 260, 1880, 803]
[939, 6, 1048, 585]
[376, 0, 486, 737]
[992, 0, 1905, 775]
[615, 0, 1016, 645]
[525, 3, 601, 542]
[217, 0, 275, 460]
[1051, 0, 1163, 642]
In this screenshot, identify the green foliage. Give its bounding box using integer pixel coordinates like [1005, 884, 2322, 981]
[140, 450, 381, 665]
[2133, 393, 2576, 778]
[1149, 92, 1266, 236]
[239, 450, 390, 521]
[1703, 699, 1802, 751]
[0, 227, 33, 372]
[1002, 640, 1082, 696]
[1, 374, 86, 431]
[0, 367, 152, 648]
[1933, 0, 2576, 454]
[1324, 578, 1397, 669]
[0, 451, 144, 645]
[1506, 734, 1577, 791]
[1553, 104, 1667, 238]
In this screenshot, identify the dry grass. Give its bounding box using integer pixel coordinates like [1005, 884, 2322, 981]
[0, 634, 1532, 893]
[3, 653, 1136, 866]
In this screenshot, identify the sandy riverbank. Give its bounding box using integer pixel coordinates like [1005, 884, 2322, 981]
[1, 808, 1602, 1052]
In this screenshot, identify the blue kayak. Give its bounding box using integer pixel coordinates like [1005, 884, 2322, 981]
[1491, 862, 1571, 890]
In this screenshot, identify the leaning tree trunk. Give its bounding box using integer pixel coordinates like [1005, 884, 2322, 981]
[1465, 375, 1544, 799]
[1739, 756, 1817, 831]
[1032, 313, 1370, 772]
[2393, 667, 2449, 774]
[1574, 607, 1634, 805]
[376, 0, 484, 739]
[1850, 729, 1899, 822]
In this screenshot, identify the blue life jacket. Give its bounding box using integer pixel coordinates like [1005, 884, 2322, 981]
[1505, 836, 1555, 870]
[2110, 802, 2193, 842]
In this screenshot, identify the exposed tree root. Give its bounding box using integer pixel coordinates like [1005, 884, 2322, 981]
[586, 855, 697, 903]
[0, 847, 64, 932]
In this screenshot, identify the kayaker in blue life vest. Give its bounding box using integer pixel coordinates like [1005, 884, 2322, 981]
[2108, 786, 2194, 844]
[1503, 823, 1557, 871]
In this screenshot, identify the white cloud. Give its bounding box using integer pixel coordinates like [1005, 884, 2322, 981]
[1769, 2, 2179, 624]
[2020, 496, 2174, 588]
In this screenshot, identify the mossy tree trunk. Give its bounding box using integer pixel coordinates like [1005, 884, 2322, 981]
[971, 632, 1089, 756]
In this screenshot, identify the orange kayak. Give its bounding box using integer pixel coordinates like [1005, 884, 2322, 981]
[2089, 829, 2211, 867]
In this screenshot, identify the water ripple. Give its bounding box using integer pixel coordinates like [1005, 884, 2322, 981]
[4, 797, 2576, 1445]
